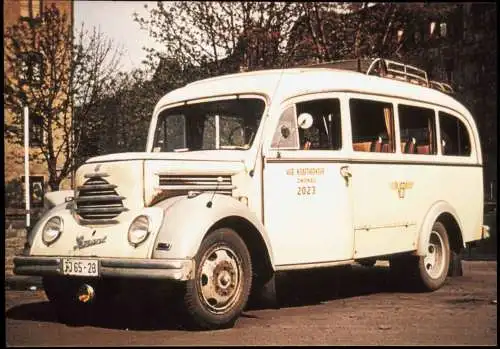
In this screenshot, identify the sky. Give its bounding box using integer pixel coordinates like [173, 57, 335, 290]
[74, 1, 164, 72]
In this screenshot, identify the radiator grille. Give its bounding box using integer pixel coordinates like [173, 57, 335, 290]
[75, 176, 127, 221]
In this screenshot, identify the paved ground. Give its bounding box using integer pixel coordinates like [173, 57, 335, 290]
[5, 260, 497, 346]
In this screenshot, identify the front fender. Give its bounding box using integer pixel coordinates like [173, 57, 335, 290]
[151, 193, 274, 265]
[416, 200, 464, 256]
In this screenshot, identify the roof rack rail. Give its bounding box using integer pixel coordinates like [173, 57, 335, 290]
[429, 80, 454, 94]
[295, 58, 454, 94]
[366, 58, 429, 87]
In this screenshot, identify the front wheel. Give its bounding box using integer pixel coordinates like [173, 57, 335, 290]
[183, 228, 252, 330]
[43, 277, 94, 325]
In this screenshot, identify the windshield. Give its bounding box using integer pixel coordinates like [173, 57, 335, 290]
[153, 97, 265, 152]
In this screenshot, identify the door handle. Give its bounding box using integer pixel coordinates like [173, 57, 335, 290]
[340, 166, 352, 178]
[340, 166, 352, 186]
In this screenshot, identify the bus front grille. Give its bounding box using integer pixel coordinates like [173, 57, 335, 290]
[75, 176, 127, 221]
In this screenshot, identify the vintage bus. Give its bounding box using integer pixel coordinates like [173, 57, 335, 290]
[15, 58, 490, 330]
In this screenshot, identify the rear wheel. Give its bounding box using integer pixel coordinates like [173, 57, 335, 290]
[390, 221, 450, 291]
[183, 228, 252, 330]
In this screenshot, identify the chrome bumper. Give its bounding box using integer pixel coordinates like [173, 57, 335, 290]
[13, 256, 195, 281]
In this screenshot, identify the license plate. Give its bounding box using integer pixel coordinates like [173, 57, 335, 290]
[62, 259, 99, 277]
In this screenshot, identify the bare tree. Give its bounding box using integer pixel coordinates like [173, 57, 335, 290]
[4, 5, 122, 190]
[134, 1, 304, 75]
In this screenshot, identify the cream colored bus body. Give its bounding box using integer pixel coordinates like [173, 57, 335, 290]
[18, 67, 486, 280]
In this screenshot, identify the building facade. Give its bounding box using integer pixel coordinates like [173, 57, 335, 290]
[4, 0, 74, 219]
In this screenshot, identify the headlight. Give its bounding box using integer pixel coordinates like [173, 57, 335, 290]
[128, 215, 151, 247]
[42, 216, 63, 246]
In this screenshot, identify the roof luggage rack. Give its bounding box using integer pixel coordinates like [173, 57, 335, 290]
[297, 58, 455, 95]
[429, 80, 454, 94]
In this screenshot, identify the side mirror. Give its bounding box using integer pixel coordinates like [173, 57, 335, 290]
[280, 125, 290, 139]
[297, 113, 313, 129]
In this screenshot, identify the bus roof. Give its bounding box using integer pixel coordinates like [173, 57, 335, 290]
[154, 68, 471, 118]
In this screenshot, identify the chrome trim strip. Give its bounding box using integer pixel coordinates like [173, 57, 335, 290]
[156, 185, 236, 190]
[275, 259, 354, 271]
[84, 172, 109, 178]
[265, 158, 482, 167]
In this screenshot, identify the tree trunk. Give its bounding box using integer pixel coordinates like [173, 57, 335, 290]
[48, 159, 60, 191]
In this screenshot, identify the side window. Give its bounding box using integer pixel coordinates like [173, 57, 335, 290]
[398, 105, 437, 155]
[154, 114, 186, 152]
[439, 112, 471, 156]
[271, 98, 342, 151]
[350, 99, 395, 153]
[296, 99, 342, 150]
[271, 106, 299, 149]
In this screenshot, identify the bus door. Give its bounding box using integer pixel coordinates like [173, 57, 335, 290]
[263, 97, 354, 267]
[348, 96, 418, 259]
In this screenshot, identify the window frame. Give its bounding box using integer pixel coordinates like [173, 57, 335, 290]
[152, 94, 267, 153]
[270, 94, 345, 153]
[438, 109, 473, 158]
[397, 103, 438, 156]
[348, 96, 397, 154]
[19, 51, 44, 86]
[29, 113, 45, 146]
[20, 0, 43, 21]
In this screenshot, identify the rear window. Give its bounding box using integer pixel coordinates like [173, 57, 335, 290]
[439, 112, 471, 156]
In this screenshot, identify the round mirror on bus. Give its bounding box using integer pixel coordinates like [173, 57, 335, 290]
[280, 125, 291, 139]
[297, 113, 313, 129]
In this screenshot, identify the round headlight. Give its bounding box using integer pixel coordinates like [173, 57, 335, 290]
[128, 215, 151, 247]
[42, 216, 63, 246]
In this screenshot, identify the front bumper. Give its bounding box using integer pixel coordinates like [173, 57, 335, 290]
[13, 256, 195, 281]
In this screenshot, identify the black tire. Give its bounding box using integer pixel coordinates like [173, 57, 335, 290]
[448, 249, 463, 277]
[390, 221, 450, 291]
[249, 273, 279, 309]
[43, 277, 94, 325]
[183, 228, 252, 330]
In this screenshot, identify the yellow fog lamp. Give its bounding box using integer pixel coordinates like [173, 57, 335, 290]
[128, 215, 151, 248]
[42, 216, 63, 246]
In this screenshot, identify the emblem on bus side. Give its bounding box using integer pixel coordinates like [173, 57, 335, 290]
[391, 181, 414, 199]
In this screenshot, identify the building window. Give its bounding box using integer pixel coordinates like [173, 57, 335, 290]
[30, 114, 45, 146]
[21, 175, 45, 207]
[20, 0, 42, 20]
[19, 52, 44, 85]
[440, 22, 447, 38]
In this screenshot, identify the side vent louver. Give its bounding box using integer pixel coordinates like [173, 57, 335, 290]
[157, 174, 234, 195]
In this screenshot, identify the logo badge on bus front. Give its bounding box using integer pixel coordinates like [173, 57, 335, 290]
[74, 235, 107, 250]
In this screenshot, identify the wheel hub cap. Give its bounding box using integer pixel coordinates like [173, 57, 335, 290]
[423, 231, 445, 279]
[199, 246, 243, 313]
